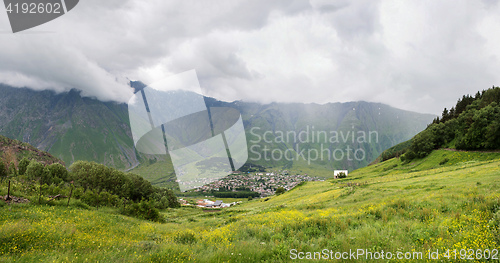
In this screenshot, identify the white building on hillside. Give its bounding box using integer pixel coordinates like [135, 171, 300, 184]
[334, 170, 348, 178]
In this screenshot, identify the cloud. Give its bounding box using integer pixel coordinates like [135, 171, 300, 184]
[0, 0, 500, 113]
[0, 33, 133, 102]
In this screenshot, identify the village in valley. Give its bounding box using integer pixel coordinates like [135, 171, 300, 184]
[196, 170, 323, 196]
[178, 170, 336, 208]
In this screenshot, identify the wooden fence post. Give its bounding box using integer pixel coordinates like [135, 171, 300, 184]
[6, 180, 11, 201]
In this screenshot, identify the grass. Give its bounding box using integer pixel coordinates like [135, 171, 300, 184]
[130, 158, 177, 189]
[1, 149, 500, 262]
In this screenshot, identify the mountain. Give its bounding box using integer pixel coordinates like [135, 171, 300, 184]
[0, 84, 138, 169]
[204, 98, 435, 172]
[0, 84, 435, 184]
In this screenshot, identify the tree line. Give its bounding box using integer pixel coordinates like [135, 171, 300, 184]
[212, 191, 260, 198]
[401, 86, 500, 161]
[1, 158, 179, 222]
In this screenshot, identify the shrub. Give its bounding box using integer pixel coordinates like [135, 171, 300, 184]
[337, 172, 347, 179]
[72, 187, 84, 199]
[81, 190, 100, 207]
[71, 199, 91, 210]
[69, 161, 156, 202]
[174, 229, 197, 244]
[46, 184, 62, 196]
[439, 158, 449, 165]
[98, 191, 119, 207]
[8, 162, 17, 177]
[25, 160, 44, 180]
[45, 163, 68, 182]
[151, 188, 180, 209]
[380, 140, 411, 161]
[18, 157, 30, 175]
[276, 187, 286, 195]
[120, 200, 165, 223]
[41, 166, 54, 185]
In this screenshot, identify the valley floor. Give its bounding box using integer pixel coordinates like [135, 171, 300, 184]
[1, 150, 500, 262]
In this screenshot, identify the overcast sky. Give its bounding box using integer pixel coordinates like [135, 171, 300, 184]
[1, 0, 500, 114]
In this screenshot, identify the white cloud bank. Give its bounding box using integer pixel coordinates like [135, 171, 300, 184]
[1, 0, 500, 114]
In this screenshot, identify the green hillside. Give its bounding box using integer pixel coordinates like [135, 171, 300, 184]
[1, 149, 498, 262]
[130, 155, 177, 189]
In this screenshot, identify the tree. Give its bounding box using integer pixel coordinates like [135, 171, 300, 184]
[485, 119, 500, 149]
[18, 157, 30, 175]
[164, 189, 180, 208]
[449, 107, 456, 119]
[460, 103, 500, 150]
[25, 160, 44, 180]
[8, 161, 17, 177]
[46, 163, 68, 182]
[337, 172, 347, 179]
[409, 130, 435, 158]
[81, 190, 99, 207]
[152, 188, 180, 208]
[441, 108, 449, 122]
[0, 162, 7, 181]
[41, 166, 54, 185]
[275, 187, 286, 195]
[455, 95, 475, 116]
[126, 173, 154, 201]
[119, 200, 165, 223]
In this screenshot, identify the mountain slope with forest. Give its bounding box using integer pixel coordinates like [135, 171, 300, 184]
[378, 86, 500, 163]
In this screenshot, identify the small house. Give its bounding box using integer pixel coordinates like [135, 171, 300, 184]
[334, 170, 348, 179]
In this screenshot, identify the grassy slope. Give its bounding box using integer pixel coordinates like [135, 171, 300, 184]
[1, 149, 499, 262]
[130, 157, 178, 189]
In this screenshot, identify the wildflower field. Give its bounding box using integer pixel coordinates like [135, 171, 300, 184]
[1, 149, 499, 262]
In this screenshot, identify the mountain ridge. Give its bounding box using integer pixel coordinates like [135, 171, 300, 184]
[0, 84, 435, 183]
